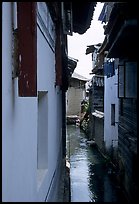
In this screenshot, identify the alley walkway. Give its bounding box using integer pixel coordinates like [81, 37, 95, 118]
[66, 125, 128, 202]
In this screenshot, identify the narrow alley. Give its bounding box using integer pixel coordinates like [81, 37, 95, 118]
[66, 125, 128, 202]
[2, 2, 137, 202]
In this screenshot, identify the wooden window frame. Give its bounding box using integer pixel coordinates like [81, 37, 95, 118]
[118, 64, 125, 98]
[17, 2, 37, 97]
[118, 61, 137, 99]
[124, 61, 137, 98]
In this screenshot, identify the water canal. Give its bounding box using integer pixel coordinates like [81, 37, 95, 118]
[66, 125, 128, 202]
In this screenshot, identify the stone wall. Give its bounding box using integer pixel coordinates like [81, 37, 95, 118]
[92, 111, 104, 153]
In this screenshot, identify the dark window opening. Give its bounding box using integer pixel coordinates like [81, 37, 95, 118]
[111, 104, 115, 126]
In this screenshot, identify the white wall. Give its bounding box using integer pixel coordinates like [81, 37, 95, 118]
[104, 69, 119, 152]
[2, 3, 37, 201]
[2, 2, 63, 202]
[37, 8, 63, 200]
[66, 87, 85, 115]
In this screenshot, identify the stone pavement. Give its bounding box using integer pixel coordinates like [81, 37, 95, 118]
[57, 159, 71, 202]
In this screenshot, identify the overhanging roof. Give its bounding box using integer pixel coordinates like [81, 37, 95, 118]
[107, 19, 137, 58]
[47, 2, 97, 35]
[98, 3, 137, 59]
[72, 72, 89, 82]
[72, 2, 97, 34]
[67, 57, 78, 78]
[86, 43, 102, 55]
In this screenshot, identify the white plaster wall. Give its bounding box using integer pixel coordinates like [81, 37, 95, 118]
[104, 69, 119, 150]
[36, 4, 63, 201]
[66, 87, 85, 115]
[2, 2, 63, 202]
[2, 3, 37, 201]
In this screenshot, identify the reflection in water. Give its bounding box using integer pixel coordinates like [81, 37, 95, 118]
[66, 125, 127, 202]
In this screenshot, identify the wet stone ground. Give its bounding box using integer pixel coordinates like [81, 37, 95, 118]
[66, 125, 128, 202]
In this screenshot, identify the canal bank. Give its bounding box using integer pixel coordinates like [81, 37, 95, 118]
[66, 124, 128, 202]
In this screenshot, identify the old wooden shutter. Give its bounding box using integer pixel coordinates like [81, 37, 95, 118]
[17, 2, 37, 97]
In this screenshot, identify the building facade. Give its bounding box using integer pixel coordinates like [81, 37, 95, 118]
[2, 2, 97, 202]
[103, 59, 119, 162]
[98, 2, 138, 201]
[66, 72, 88, 116]
[2, 2, 65, 202]
[86, 44, 104, 150]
